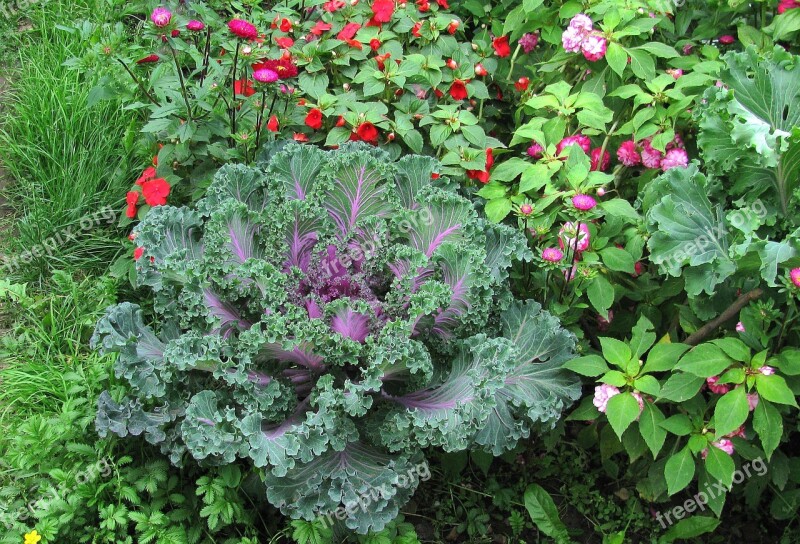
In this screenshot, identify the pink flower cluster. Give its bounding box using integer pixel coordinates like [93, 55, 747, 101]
[593, 385, 644, 416]
[150, 7, 172, 27]
[559, 222, 590, 252]
[616, 135, 688, 171]
[701, 438, 735, 459]
[561, 14, 607, 62]
[790, 267, 800, 288]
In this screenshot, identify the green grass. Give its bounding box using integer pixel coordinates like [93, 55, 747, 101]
[0, 0, 137, 284]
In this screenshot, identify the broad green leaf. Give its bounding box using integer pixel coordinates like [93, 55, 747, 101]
[665, 446, 695, 495]
[705, 445, 735, 488]
[606, 392, 641, 439]
[661, 516, 720, 542]
[600, 247, 636, 274]
[587, 275, 614, 318]
[523, 484, 570, 541]
[674, 344, 733, 377]
[659, 373, 704, 402]
[755, 374, 798, 407]
[639, 401, 667, 457]
[642, 343, 690, 374]
[711, 338, 751, 362]
[600, 337, 632, 368]
[484, 197, 513, 223]
[629, 316, 656, 359]
[563, 355, 609, 377]
[660, 414, 693, 436]
[753, 399, 782, 460]
[713, 387, 750, 438]
[627, 49, 655, 80]
[605, 42, 627, 77]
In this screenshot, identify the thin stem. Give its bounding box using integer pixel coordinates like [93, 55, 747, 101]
[685, 288, 764, 346]
[168, 43, 193, 122]
[506, 43, 522, 82]
[231, 41, 241, 135]
[199, 26, 212, 87]
[255, 89, 267, 152]
[115, 58, 161, 107]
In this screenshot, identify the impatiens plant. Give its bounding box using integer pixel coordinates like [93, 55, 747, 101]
[91, 143, 580, 533]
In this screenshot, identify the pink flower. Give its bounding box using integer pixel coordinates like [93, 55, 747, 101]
[572, 194, 597, 211]
[556, 134, 591, 156]
[779, 0, 800, 13]
[253, 68, 279, 83]
[581, 34, 607, 62]
[760, 366, 776, 376]
[151, 7, 172, 27]
[617, 140, 641, 167]
[666, 68, 683, 79]
[714, 438, 735, 455]
[631, 392, 645, 417]
[561, 25, 585, 53]
[719, 34, 735, 45]
[641, 139, 663, 169]
[790, 267, 800, 288]
[747, 393, 760, 411]
[527, 142, 544, 159]
[736, 321, 746, 333]
[682, 44, 694, 55]
[661, 148, 689, 171]
[727, 425, 746, 439]
[706, 376, 730, 395]
[590, 148, 610, 171]
[519, 32, 539, 53]
[520, 203, 533, 215]
[633, 262, 645, 277]
[229, 18, 259, 40]
[187, 20, 205, 31]
[559, 222, 590, 252]
[542, 247, 564, 262]
[593, 384, 620, 413]
[569, 13, 594, 33]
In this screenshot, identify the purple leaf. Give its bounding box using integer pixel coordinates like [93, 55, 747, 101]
[325, 155, 393, 239]
[331, 308, 370, 343]
[203, 289, 252, 337]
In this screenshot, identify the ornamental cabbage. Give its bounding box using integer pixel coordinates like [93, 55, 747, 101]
[92, 142, 580, 533]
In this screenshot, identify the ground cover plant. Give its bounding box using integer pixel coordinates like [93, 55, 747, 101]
[1, 0, 800, 542]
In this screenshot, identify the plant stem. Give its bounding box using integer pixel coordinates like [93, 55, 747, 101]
[231, 41, 240, 135]
[168, 43, 193, 122]
[115, 58, 161, 107]
[506, 43, 522, 82]
[685, 288, 764, 345]
[199, 26, 212, 87]
[255, 89, 268, 152]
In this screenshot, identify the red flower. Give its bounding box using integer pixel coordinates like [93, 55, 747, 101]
[125, 191, 139, 219]
[141, 178, 171, 206]
[275, 36, 294, 48]
[719, 34, 735, 44]
[310, 20, 332, 36]
[136, 54, 160, 64]
[228, 18, 258, 40]
[466, 149, 493, 184]
[171, 29, 180, 38]
[449, 79, 468, 100]
[234, 79, 255, 97]
[293, 132, 309, 142]
[323, 0, 346, 11]
[136, 166, 157, 186]
[252, 58, 298, 79]
[337, 22, 361, 40]
[492, 35, 511, 57]
[305, 108, 324, 130]
[411, 21, 422, 37]
[133, 247, 145, 260]
[375, 52, 391, 70]
[431, 173, 440, 179]
[416, 0, 430, 12]
[474, 63, 487, 77]
[447, 20, 459, 34]
[356, 122, 379, 144]
[433, 88, 444, 98]
[514, 76, 530, 91]
[279, 18, 293, 32]
[344, 39, 363, 50]
[371, 0, 395, 24]
[267, 115, 280, 132]
[336, 116, 346, 127]
[369, 38, 381, 51]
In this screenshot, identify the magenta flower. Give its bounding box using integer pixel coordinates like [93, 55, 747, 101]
[667, 68, 683, 79]
[590, 148, 610, 171]
[706, 376, 730, 395]
[713, 438, 735, 456]
[151, 7, 172, 27]
[556, 134, 591, 156]
[641, 139, 663, 169]
[229, 18, 259, 40]
[790, 267, 800, 288]
[559, 222, 590, 252]
[617, 140, 641, 167]
[760, 366, 776, 376]
[581, 34, 607, 62]
[571, 194, 597, 211]
[569, 13, 593, 33]
[527, 142, 544, 159]
[561, 26, 585, 53]
[187, 20, 205, 31]
[779, 0, 800, 13]
[736, 321, 745, 333]
[682, 44, 694, 55]
[520, 203, 533, 215]
[747, 392, 760, 411]
[519, 32, 539, 53]
[593, 384, 620, 413]
[542, 247, 564, 262]
[253, 68, 279, 83]
[661, 148, 689, 171]
[719, 34, 735, 45]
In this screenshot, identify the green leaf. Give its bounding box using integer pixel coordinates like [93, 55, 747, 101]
[484, 198, 513, 223]
[600, 247, 636, 274]
[705, 445, 735, 489]
[660, 414, 693, 436]
[563, 355, 609, 377]
[753, 399, 782, 460]
[659, 373, 704, 402]
[598, 198, 640, 223]
[606, 392, 641, 439]
[713, 387, 750, 438]
[627, 48, 655, 80]
[639, 401, 667, 457]
[519, 163, 552, 193]
[587, 275, 614, 318]
[674, 344, 733, 377]
[755, 374, 798, 407]
[665, 446, 696, 495]
[629, 317, 656, 359]
[605, 42, 627, 77]
[635, 42, 679, 58]
[642, 343, 690, 374]
[634, 375, 660, 396]
[711, 338, 751, 362]
[298, 72, 329, 100]
[661, 516, 720, 542]
[600, 337, 632, 368]
[490, 158, 530, 182]
[523, 484, 570, 541]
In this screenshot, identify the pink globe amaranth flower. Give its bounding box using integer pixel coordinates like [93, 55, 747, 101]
[666, 68, 683, 79]
[590, 148, 610, 171]
[572, 194, 597, 211]
[593, 384, 620, 413]
[706, 376, 730, 395]
[747, 392, 760, 411]
[542, 247, 564, 262]
[581, 34, 608, 62]
[779, 0, 800, 13]
[561, 25, 585, 53]
[790, 267, 800, 288]
[151, 7, 172, 27]
[187, 20, 205, 31]
[661, 148, 689, 171]
[682, 43, 694, 55]
[253, 68, 279, 83]
[559, 221, 590, 252]
[617, 140, 641, 167]
[229, 18, 259, 40]
[736, 321, 746, 333]
[641, 140, 663, 169]
[719, 34, 735, 45]
[556, 134, 591, 156]
[519, 32, 539, 53]
[760, 365, 776, 376]
[569, 13, 594, 33]
[520, 203, 533, 215]
[527, 142, 544, 159]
